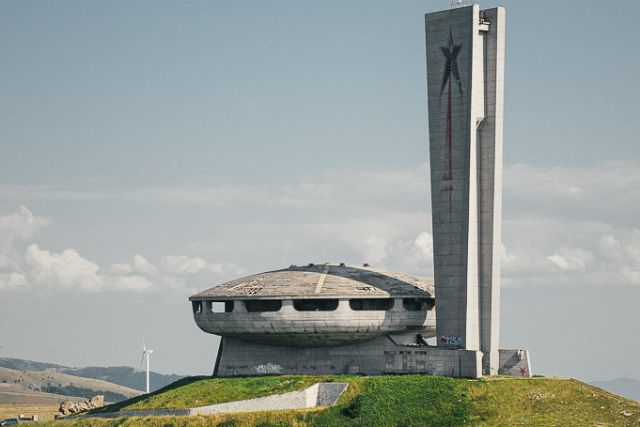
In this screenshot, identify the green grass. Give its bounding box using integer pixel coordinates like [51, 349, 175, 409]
[313, 376, 469, 427]
[466, 377, 640, 426]
[36, 375, 640, 427]
[89, 375, 351, 413]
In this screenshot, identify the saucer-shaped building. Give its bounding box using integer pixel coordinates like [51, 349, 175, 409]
[190, 263, 436, 349]
[189, 263, 493, 377]
[190, 261, 528, 378]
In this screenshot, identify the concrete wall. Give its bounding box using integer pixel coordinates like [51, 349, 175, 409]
[194, 297, 435, 347]
[425, 5, 505, 375]
[498, 349, 532, 377]
[192, 383, 348, 415]
[215, 336, 482, 378]
[75, 383, 349, 419]
[477, 6, 505, 377]
[426, 5, 478, 353]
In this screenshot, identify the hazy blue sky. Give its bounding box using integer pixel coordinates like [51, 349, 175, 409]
[1, 0, 639, 382]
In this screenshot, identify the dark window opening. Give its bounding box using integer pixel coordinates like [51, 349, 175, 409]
[293, 299, 339, 311]
[192, 301, 202, 314]
[209, 301, 234, 313]
[403, 298, 435, 311]
[349, 298, 394, 311]
[244, 299, 282, 312]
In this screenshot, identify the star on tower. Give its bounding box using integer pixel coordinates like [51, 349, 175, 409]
[439, 29, 463, 96]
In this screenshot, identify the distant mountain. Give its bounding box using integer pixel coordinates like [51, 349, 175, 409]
[0, 358, 61, 372]
[0, 366, 141, 404]
[0, 358, 184, 393]
[589, 378, 640, 402]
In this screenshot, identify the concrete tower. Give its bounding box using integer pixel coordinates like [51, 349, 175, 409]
[425, 5, 505, 375]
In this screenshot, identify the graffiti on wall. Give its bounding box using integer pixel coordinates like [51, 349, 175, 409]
[253, 363, 282, 374]
[440, 335, 462, 346]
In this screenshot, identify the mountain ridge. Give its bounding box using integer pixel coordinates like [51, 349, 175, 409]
[0, 366, 142, 405]
[0, 357, 184, 393]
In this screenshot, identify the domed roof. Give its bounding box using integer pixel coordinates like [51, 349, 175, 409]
[190, 263, 434, 300]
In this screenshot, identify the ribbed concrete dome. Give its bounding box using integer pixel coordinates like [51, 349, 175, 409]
[189, 263, 434, 301]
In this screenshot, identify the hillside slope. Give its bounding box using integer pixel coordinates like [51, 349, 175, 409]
[0, 358, 183, 393]
[589, 378, 640, 402]
[0, 367, 141, 404]
[37, 375, 640, 426]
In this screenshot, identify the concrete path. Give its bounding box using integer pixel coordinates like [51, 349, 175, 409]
[75, 382, 348, 419]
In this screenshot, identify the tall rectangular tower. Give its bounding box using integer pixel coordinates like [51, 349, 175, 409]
[425, 5, 505, 375]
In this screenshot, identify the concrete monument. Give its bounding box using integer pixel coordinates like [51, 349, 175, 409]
[189, 4, 531, 379]
[425, 4, 505, 375]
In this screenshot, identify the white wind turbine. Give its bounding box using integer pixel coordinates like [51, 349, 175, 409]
[140, 340, 154, 394]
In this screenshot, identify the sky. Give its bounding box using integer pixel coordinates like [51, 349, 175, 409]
[1, 0, 639, 382]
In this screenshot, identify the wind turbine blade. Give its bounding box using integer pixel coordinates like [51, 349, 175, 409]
[139, 352, 145, 370]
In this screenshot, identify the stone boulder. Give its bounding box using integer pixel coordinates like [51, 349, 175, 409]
[59, 395, 105, 415]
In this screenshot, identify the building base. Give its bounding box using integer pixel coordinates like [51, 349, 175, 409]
[214, 336, 531, 379]
[215, 335, 482, 378]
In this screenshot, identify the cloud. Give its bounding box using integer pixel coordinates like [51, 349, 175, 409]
[0, 163, 430, 214]
[174, 160, 640, 287]
[160, 255, 208, 275]
[131, 255, 158, 276]
[0, 206, 49, 268]
[107, 255, 157, 276]
[503, 161, 640, 225]
[413, 232, 433, 259]
[0, 207, 236, 294]
[0, 272, 27, 291]
[546, 246, 594, 272]
[25, 244, 103, 291]
[21, 245, 157, 293]
[2, 160, 639, 292]
[595, 230, 640, 285]
[0, 184, 268, 207]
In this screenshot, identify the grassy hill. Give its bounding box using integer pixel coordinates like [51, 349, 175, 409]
[31, 375, 640, 426]
[589, 378, 640, 402]
[0, 358, 183, 393]
[0, 366, 142, 404]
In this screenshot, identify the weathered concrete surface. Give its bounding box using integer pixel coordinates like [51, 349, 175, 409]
[190, 264, 436, 347]
[216, 336, 482, 378]
[192, 382, 348, 415]
[193, 296, 435, 347]
[425, 4, 506, 375]
[316, 383, 349, 407]
[71, 383, 348, 420]
[191, 263, 434, 300]
[498, 349, 532, 377]
[69, 409, 190, 419]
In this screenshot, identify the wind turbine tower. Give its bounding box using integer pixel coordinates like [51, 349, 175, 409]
[141, 340, 154, 394]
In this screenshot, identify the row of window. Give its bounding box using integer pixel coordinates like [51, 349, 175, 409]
[193, 298, 434, 314]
